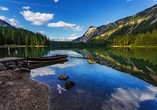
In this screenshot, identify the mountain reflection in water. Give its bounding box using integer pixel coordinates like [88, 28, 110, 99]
[74, 48, 157, 87]
[29, 48, 157, 110]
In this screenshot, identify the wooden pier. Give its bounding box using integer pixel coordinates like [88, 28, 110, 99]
[69, 56, 103, 60]
[0, 46, 27, 58]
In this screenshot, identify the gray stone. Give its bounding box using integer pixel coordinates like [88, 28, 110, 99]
[58, 74, 69, 80]
[9, 65, 17, 70]
[17, 64, 22, 68]
[0, 81, 5, 85]
[17, 61, 24, 65]
[9, 62, 16, 65]
[65, 81, 75, 90]
[0, 63, 7, 71]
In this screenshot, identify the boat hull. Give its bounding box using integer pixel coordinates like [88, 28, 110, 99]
[27, 55, 68, 65]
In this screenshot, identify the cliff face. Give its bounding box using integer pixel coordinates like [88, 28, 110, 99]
[73, 26, 97, 43]
[73, 4, 157, 42]
[0, 20, 12, 27]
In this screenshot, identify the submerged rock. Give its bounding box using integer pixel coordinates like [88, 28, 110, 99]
[58, 75, 69, 80]
[65, 81, 75, 90]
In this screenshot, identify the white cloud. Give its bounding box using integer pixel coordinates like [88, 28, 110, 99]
[38, 31, 45, 34]
[22, 6, 30, 10]
[0, 16, 7, 20]
[31, 67, 56, 77]
[0, 15, 23, 28]
[102, 86, 157, 110]
[47, 21, 76, 29]
[50, 35, 80, 41]
[73, 26, 83, 31]
[0, 7, 9, 11]
[49, 50, 81, 56]
[51, 59, 83, 68]
[8, 18, 19, 25]
[54, 0, 59, 2]
[127, 0, 132, 1]
[47, 21, 83, 31]
[70, 34, 79, 37]
[13, 15, 16, 17]
[69, 34, 80, 40]
[20, 10, 54, 25]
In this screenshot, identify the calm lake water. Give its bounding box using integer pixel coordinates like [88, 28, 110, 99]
[1, 47, 157, 110]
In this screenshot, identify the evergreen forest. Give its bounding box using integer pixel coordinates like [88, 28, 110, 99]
[0, 26, 50, 46]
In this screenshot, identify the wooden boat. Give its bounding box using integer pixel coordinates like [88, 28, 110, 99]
[27, 54, 68, 64]
[29, 59, 68, 69]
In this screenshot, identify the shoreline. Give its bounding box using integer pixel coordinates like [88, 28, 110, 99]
[0, 69, 50, 110]
[110, 45, 157, 48]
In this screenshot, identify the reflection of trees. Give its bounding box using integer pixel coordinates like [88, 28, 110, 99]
[111, 47, 157, 66]
[0, 47, 51, 58]
[0, 48, 8, 57]
[27, 47, 50, 57]
[79, 48, 157, 87]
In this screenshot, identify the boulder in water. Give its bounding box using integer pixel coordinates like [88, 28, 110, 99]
[58, 74, 69, 80]
[65, 81, 75, 90]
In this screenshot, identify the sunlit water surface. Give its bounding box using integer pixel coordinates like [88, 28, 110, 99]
[30, 50, 157, 110]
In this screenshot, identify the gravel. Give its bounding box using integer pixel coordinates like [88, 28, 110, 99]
[0, 69, 50, 110]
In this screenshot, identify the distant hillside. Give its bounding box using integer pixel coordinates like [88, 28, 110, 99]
[73, 4, 157, 44]
[0, 20, 12, 27]
[0, 20, 50, 46]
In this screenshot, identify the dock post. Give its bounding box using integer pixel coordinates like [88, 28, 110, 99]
[24, 47, 27, 58]
[7, 47, 10, 57]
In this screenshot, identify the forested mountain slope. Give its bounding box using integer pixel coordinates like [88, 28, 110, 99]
[73, 4, 157, 45]
[0, 20, 50, 46]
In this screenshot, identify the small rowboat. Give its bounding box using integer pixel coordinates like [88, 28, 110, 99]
[27, 54, 68, 64]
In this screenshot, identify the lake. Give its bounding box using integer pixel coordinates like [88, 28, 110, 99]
[1, 47, 157, 110]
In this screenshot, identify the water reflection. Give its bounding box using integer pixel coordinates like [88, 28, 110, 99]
[30, 59, 68, 77]
[51, 60, 83, 69]
[31, 67, 56, 77]
[75, 48, 157, 87]
[102, 86, 157, 110]
[28, 48, 157, 110]
[57, 84, 66, 94]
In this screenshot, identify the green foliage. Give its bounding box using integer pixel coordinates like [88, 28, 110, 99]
[111, 28, 157, 46]
[0, 26, 50, 46]
[0, 32, 4, 45]
[50, 41, 86, 48]
[86, 39, 109, 47]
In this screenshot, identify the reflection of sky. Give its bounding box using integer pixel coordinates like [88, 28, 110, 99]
[51, 59, 83, 69]
[102, 86, 157, 110]
[30, 49, 157, 110]
[49, 50, 82, 56]
[31, 67, 56, 77]
[31, 59, 83, 77]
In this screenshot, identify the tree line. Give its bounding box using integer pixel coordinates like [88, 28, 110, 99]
[0, 26, 50, 46]
[111, 28, 157, 46]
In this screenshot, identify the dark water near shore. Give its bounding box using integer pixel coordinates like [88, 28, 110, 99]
[1, 47, 157, 110]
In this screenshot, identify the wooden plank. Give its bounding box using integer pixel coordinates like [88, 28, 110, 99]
[0, 57, 27, 63]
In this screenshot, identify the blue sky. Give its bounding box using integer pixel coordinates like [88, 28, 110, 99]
[0, 0, 157, 41]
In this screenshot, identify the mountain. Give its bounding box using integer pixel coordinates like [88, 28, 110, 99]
[0, 20, 12, 27]
[73, 26, 97, 42]
[0, 19, 50, 46]
[73, 4, 157, 43]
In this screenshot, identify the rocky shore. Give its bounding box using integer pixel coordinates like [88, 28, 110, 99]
[0, 60, 50, 110]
